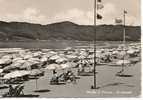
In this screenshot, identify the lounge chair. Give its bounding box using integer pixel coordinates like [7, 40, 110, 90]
[2, 85, 24, 97]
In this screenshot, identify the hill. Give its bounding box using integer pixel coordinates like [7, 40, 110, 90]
[0, 21, 141, 41]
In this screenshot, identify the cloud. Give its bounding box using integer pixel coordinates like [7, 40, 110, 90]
[0, 5, 140, 26]
[51, 2, 140, 26]
[50, 4, 118, 25]
[52, 8, 94, 25]
[0, 8, 48, 24]
[97, 3, 140, 25]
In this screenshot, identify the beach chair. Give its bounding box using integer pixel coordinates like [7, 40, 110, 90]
[50, 77, 59, 85]
[2, 85, 24, 97]
[14, 85, 24, 97]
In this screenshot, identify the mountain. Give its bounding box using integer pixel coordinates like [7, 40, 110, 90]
[0, 21, 141, 41]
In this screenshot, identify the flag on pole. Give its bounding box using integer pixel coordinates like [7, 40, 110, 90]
[97, 3, 104, 10]
[97, 0, 102, 2]
[97, 0, 104, 10]
[97, 14, 102, 19]
[124, 10, 127, 14]
[97, 0, 103, 19]
[115, 18, 123, 24]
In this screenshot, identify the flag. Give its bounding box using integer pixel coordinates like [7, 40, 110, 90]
[124, 10, 127, 14]
[97, 0, 103, 20]
[97, 14, 102, 19]
[97, 0, 102, 2]
[115, 18, 122, 23]
[97, 3, 104, 10]
[115, 18, 122, 24]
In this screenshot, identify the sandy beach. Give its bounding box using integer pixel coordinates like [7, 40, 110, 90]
[1, 62, 140, 98]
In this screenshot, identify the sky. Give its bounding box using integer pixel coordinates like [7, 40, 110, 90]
[0, 0, 140, 26]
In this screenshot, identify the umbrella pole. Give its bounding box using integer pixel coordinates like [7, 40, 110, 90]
[36, 78, 38, 90]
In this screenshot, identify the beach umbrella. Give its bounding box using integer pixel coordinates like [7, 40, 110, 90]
[33, 52, 42, 58]
[3, 70, 30, 79]
[12, 57, 23, 62]
[29, 69, 44, 90]
[87, 54, 94, 59]
[60, 63, 70, 69]
[3, 60, 26, 71]
[60, 62, 77, 69]
[66, 55, 77, 59]
[127, 50, 135, 54]
[14, 59, 26, 64]
[45, 64, 61, 70]
[45, 53, 55, 58]
[2, 55, 13, 59]
[116, 60, 130, 65]
[56, 57, 68, 63]
[3, 63, 21, 71]
[28, 58, 40, 62]
[29, 69, 44, 76]
[118, 51, 126, 57]
[0, 59, 12, 65]
[0, 69, 3, 73]
[64, 47, 72, 51]
[20, 61, 32, 70]
[23, 55, 33, 60]
[40, 57, 48, 63]
[49, 55, 61, 60]
[112, 50, 119, 55]
[78, 55, 86, 59]
[48, 51, 57, 54]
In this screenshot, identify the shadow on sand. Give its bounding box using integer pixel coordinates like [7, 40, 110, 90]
[34, 89, 51, 93]
[0, 86, 9, 89]
[95, 82, 135, 89]
[2, 94, 39, 98]
[50, 82, 66, 85]
[15, 94, 39, 97]
[115, 74, 133, 77]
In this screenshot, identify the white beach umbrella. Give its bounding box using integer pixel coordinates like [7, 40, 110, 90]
[0, 69, 3, 73]
[2, 55, 13, 59]
[12, 57, 23, 62]
[66, 55, 77, 59]
[49, 55, 61, 60]
[60, 62, 76, 69]
[40, 57, 48, 62]
[127, 50, 135, 54]
[45, 64, 61, 70]
[56, 57, 68, 63]
[116, 60, 131, 65]
[0, 59, 12, 65]
[3, 70, 30, 79]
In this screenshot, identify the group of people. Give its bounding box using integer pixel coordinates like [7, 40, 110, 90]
[50, 70, 77, 85]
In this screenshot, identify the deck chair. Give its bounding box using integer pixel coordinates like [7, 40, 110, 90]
[14, 85, 24, 97]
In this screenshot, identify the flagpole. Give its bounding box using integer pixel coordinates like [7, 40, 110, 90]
[122, 10, 126, 72]
[91, 0, 98, 89]
[123, 10, 126, 45]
